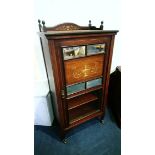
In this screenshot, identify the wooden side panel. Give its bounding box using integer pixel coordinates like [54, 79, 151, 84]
[64, 55, 104, 85]
[48, 40, 68, 129]
[103, 36, 116, 107]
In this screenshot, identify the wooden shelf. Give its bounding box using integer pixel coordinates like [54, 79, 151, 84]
[67, 85, 103, 99]
[68, 93, 98, 110]
[69, 103, 100, 124]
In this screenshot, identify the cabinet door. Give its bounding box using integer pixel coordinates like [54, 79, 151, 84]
[56, 37, 111, 126]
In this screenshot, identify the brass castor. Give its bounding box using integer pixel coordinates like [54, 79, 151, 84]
[62, 139, 67, 144]
[100, 119, 104, 124]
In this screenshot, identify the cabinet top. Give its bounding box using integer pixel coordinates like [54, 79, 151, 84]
[42, 30, 118, 36]
[38, 30, 119, 40]
[38, 20, 118, 39]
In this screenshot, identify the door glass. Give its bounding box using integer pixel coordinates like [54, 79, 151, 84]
[63, 46, 85, 60]
[87, 44, 105, 55]
[86, 78, 102, 88]
[67, 82, 85, 95]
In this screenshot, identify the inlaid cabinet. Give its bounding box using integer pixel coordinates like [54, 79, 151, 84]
[38, 20, 118, 142]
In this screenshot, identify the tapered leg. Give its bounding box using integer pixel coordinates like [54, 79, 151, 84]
[98, 114, 105, 124]
[60, 130, 67, 144]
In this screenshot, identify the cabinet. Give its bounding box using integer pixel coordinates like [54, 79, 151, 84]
[38, 20, 118, 142]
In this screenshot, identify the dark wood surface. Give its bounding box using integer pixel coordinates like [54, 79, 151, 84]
[39, 21, 118, 140]
[44, 30, 118, 35]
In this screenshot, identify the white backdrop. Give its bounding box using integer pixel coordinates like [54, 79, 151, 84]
[34, 0, 121, 126]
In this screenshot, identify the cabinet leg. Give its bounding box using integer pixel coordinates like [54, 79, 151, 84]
[62, 138, 67, 144]
[100, 119, 104, 124]
[60, 130, 67, 144]
[98, 115, 105, 125]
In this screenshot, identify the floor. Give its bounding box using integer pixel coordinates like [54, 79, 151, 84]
[34, 108, 121, 155]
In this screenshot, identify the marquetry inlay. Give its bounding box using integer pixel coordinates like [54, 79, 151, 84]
[72, 64, 97, 79]
[52, 23, 81, 31]
[64, 55, 104, 85]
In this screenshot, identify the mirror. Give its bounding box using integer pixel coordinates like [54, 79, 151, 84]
[87, 44, 105, 55]
[63, 46, 85, 60]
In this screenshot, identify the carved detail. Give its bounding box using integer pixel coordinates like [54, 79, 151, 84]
[38, 20, 104, 32]
[53, 23, 81, 31]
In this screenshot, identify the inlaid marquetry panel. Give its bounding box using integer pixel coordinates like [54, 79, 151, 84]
[64, 55, 104, 85]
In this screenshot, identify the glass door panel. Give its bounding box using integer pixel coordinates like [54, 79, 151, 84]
[87, 44, 105, 55]
[63, 46, 85, 60]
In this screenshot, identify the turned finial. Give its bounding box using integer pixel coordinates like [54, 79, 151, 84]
[100, 21, 104, 30]
[89, 20, 92, 28]
[42, 20, 45, 26]
[38, 19, 41, 24]
[42, 20, 46, 32]
[38, 19, 42, 32]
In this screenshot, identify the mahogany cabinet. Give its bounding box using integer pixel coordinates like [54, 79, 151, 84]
[38, 20, 118, 142]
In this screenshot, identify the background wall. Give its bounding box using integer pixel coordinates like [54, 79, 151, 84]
[34, 0, 121, 126]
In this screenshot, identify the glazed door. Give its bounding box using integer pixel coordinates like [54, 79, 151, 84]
[57, 37, 111, 126]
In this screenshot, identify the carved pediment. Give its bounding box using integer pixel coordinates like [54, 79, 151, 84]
[38, 20, 104, 32]
[52, 23, 81, 31]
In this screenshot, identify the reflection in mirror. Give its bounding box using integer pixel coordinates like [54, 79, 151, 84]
[87, 44, 105, 55]
[67, 82, 85, 95]
[86, 78, 102, 88]
[63, 46, 85, 60]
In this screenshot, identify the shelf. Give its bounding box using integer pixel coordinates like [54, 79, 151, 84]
[69, 103, 100, 124]
[67, 85, 103, 99]
[68, 93, 98, 110]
